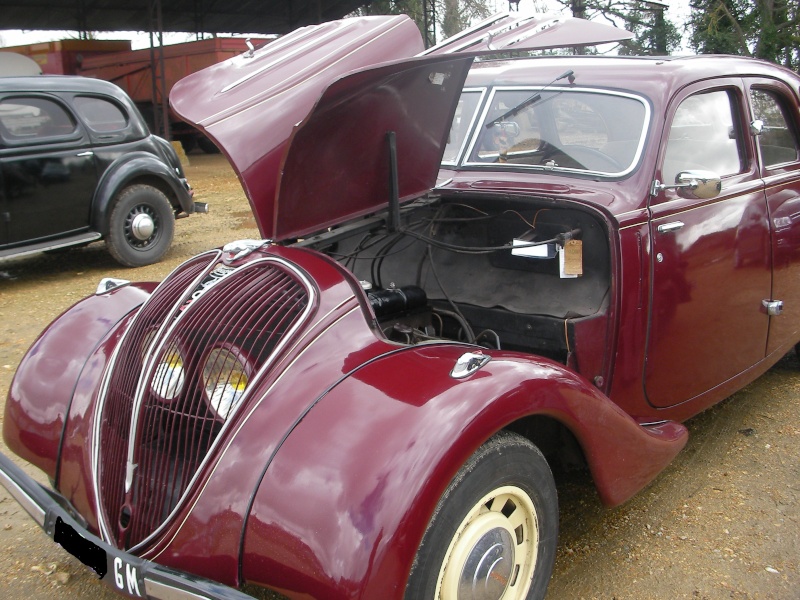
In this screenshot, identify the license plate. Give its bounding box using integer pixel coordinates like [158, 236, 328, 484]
[54, 517, 144, 597]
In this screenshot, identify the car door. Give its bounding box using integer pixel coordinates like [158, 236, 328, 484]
[645, 80, 771, 409]
[746, 79, 800, 355]
[0, 94, 98, 246]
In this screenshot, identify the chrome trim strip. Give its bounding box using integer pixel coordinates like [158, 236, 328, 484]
[212, 17, 410, 121]
[149, 300, 360, 561]
[0, 232, 102, 259]
[92, 250, 222, 543]
[0, 453, 256, 600]
[220, 25, 343, 94]
[0, 465, 46, 527]
[441, 87, 487, 167]
[618, 220, 649, 231]
[125, 258, 241, 493]
[127, 256, 317, 553]
[144, 578, 208, 600]
[210, 21, 412, 126]
[420, 12, 510, 55]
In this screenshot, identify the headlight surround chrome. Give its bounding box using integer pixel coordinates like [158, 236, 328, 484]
[202, 346, 250, 420]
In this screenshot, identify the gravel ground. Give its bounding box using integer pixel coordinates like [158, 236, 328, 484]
[0, 153, 797, 599]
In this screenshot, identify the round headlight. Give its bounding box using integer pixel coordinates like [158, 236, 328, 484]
[151, 342, 185, 400]
[202, 348, 249, 420]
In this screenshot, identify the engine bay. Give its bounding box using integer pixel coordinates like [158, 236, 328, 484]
[301, 195, 612, 367]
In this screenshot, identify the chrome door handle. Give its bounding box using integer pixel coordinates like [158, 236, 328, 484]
[657, 221, 684, 233]
[76, 151, 94, 157]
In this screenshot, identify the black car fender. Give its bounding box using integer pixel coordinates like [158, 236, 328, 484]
[91, 151, 193, 235]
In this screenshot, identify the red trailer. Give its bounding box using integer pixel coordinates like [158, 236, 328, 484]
[2, 37, 271, 152]
[3, 39, 132, 74]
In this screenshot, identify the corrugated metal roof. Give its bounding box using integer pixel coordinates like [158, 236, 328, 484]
[0, 0, 370, 35]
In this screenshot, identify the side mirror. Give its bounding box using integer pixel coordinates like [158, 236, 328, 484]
[675, 170, 722, 199]
[651, 170, 721, 200]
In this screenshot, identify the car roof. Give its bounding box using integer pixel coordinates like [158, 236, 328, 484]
[465, 54, 800, 99]
[0, 75, 133, 101]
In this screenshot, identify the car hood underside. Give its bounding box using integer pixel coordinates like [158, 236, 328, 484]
[170, 14, 632, 242]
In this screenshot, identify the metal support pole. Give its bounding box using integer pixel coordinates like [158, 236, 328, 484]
[76, 0, 88, 39]
[147, 0, 171, 140]
[422, 0, 437, 48]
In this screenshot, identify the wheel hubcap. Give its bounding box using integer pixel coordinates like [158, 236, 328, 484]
[438, 486, 538, 600]
[456, 519, 515, 599]
[130, 212, 155, 241]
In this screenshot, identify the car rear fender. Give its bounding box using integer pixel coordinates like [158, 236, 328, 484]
[3, 283, 153, 481]
[239, 345, 687, 599]
[91, 151, 193, 233]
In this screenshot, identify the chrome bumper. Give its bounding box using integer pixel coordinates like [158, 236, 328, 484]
[0, 452, 254, 600]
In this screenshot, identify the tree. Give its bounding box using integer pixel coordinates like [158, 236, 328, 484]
[552, 0, 682, 55]
[688, 0, 800, 69]
[353, 0, 492, 47]
[440, 0, 492, 39]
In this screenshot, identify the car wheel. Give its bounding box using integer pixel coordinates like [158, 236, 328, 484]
[106, 184, 175, 267]
[405, 431, 558, 600]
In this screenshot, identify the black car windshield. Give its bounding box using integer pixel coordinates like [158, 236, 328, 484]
[444, 87, 650, 177]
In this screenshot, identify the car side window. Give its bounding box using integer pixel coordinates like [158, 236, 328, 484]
[0, 96, 77, 142]
[73, 96, 128, 132]
[750, 89, 799, 167]
[662, 89, 745, 186]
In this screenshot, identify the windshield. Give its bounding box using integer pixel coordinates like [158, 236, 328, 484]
[444, 87, 649, 177]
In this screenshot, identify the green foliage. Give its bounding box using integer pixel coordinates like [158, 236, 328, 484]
[688, 0, 799, 69]
[550, 0, 682, 56]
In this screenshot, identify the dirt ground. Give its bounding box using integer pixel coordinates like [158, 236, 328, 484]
[0, 153, 797, 599]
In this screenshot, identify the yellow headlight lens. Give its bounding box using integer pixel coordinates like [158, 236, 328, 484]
[151, 342, 185, 400]
[202, 348, 249, 420]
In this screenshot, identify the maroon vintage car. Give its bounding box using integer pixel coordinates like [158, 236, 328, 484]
[2, 12, 800, 600]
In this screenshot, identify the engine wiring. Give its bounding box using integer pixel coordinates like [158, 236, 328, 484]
[323, 200, 572, 351]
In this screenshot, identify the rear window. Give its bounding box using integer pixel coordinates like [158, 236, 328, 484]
[73, 96, 128, 132]
[750, 89, 799, 167]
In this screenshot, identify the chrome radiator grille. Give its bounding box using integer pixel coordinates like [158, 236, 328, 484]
[95, 252, 311, 549]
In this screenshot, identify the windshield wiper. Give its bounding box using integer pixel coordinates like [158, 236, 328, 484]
[484, 69, 575, 128]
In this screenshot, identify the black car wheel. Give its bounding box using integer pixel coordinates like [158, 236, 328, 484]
[405, 431, 558, 600]
[106, 184, 175, 267]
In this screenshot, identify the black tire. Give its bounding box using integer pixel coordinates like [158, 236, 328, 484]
[106, 184, 175, 267]
[405, 431, 558, 600]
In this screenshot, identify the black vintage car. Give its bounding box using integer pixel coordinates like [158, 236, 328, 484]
[0, 75, 200, 267]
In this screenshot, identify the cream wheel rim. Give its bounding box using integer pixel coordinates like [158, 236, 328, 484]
[436, 485, 539, 600]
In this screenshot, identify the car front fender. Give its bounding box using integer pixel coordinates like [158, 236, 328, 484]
[91, 152, 194, 234]
[238, 345, 687, 599]
[3, 283, 153, 481]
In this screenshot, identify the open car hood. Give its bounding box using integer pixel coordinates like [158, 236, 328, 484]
[171, 14, 632, 241]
